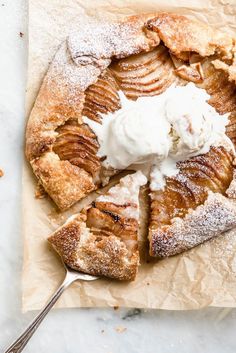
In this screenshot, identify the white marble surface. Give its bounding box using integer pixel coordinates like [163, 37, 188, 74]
[1, 1, 236, 352]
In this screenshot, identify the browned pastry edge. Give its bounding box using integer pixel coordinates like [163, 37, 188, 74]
[25, 12, 235, 210]
[149, 191, 236, 258]
[212, 56, 236, 84]
[146, 12, 234, 60]
[31, 152, 94, 210]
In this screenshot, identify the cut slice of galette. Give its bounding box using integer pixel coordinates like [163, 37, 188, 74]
[48, 171, 146, 280]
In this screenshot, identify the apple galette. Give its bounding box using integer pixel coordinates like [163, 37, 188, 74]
[26, 12, 236, 279]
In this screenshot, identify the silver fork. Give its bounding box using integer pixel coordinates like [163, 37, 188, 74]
[4, 263, 98, 353]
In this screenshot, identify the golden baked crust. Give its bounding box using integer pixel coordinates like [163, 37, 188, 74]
[146, 12, 233, 60]
[26, 12, 236, 262]
[31, 152, 94, 210]
[211, 40, 236, 84]
[48, 172, 146, 280]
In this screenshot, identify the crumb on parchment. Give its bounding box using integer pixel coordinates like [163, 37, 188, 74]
[115, 326, 127, 333]
[0, 169, 4, 177]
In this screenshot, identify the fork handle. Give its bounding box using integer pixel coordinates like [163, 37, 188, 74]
[4, 272, 76, 353]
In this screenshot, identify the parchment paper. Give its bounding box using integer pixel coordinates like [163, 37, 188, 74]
[23, 0, 236, 312]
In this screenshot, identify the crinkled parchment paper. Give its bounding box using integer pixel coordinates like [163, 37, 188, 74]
[23, 0, 236, 312]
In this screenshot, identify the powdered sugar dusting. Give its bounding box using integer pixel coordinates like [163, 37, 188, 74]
[68, 17, 159, 68]
[151, 192, 236, 257]
[51, 41, 103, 91]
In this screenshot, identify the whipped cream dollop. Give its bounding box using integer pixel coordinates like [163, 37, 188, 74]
[83, 83, 231, 190]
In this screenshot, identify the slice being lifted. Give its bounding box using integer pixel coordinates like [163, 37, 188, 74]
[48, 171, 147, 280]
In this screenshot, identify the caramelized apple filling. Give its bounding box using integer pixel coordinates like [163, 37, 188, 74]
[53, 70, 120, 181]
[82, 70, 121, 122]
[110, 45, 178, 99]
[86, 201, 138, 257]
[53, 119, 101, 179]
[150, 146, 234, 228]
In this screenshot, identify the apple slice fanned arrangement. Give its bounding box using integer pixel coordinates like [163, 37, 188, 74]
[26, 12, 236, 280]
